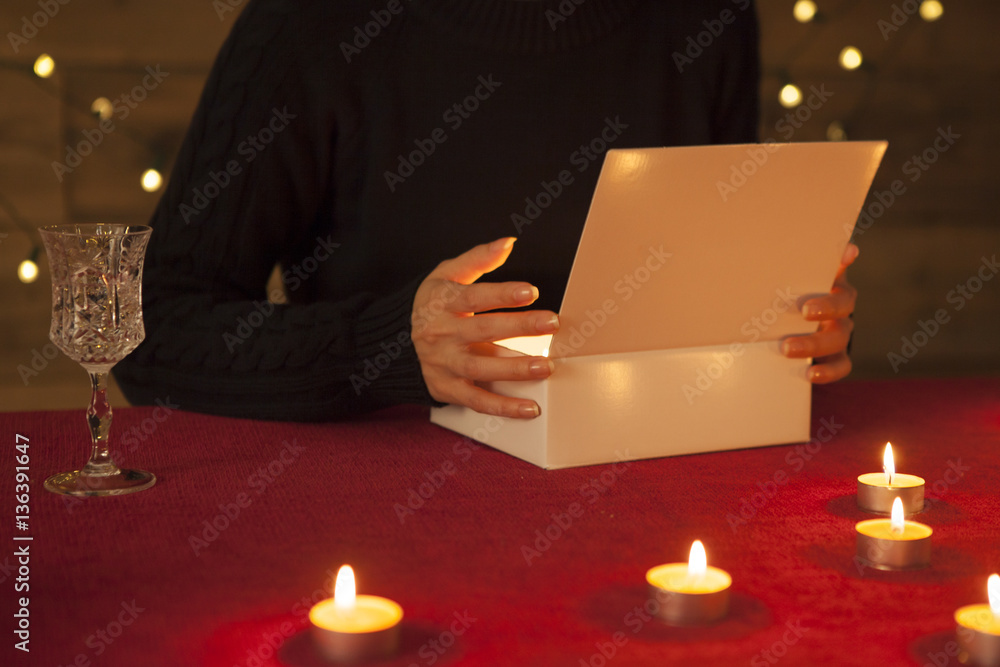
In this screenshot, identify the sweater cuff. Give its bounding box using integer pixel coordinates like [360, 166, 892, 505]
[350, 275, 440, 407]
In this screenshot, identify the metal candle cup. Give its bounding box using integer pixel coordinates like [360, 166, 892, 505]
[854, 518, 932, 570]
[955, 575, 1000, 666]
[856, 472, 925, 514]
[645, 564, 731, 625]
[309, 566, 402, 663]
[309, 595, 402, 663]
[955, 605, 1000, 666]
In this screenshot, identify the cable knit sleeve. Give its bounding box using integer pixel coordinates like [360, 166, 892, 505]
[113, 0, 435, 421]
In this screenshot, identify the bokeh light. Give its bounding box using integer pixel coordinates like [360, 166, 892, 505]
[141, 168, 163, 192]
[33, 54, 55, 78]
[793, 0, 818, 23]
[779, 84, 803, 108]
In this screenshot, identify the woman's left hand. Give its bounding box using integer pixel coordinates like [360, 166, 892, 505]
[782, 243, 859, 383]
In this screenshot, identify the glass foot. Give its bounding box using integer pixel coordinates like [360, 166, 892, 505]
[44, 469, 156, 497]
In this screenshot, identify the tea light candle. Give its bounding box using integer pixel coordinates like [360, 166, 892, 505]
[855, 497, 932, 570]
[857, 442, 925, 514]
[646, 540, 731, 625]
[309, 565, 403, 663]
[955, 574, 1000, 666]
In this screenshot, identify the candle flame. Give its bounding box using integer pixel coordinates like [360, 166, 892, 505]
[883, 442, 895, 485]
[989, 574, 1000, 615]
[334, 565, 356, 610]
[688, 540, 707, 579]
[890, 496, 905, 535]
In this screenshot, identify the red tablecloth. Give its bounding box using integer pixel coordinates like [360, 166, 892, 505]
[2, 378, 999, 667]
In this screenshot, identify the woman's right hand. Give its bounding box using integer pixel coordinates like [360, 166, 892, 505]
[411, 237, 559, 419]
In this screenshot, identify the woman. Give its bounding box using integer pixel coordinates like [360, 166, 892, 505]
[115, 0, 856, 421]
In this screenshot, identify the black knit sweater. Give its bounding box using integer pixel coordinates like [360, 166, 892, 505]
[114, 0, 760, 421]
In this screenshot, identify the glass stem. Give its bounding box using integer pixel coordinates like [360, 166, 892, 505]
[81, 370, 120, 477]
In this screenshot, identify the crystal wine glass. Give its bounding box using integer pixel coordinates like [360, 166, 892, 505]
[39, 224, 156, 496]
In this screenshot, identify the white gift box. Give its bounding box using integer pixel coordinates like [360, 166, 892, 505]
[432, 141, 887, 469]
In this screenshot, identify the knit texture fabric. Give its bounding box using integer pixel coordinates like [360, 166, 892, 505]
[5, 378, 999, 666]
[114, 0, 760, 420]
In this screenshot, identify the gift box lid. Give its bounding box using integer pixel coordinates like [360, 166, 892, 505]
[547, 141, 887, 358]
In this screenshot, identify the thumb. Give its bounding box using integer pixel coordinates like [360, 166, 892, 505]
[430, 237, 516, 285]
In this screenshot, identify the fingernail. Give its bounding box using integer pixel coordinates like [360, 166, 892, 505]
[808, 367, 821, 382]
[843, 243, 859, 264]
[539, 314, 559, 332]
[492, 237, 515, 252]
[519, 403, 540, 418]
[530, 359, 554, 377]
[802, 304, 822, 319]
[782, 339, 800, 356]
[515, 285, 539, 302]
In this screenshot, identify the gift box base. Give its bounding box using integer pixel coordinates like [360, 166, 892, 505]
[430, 340, 812, 469]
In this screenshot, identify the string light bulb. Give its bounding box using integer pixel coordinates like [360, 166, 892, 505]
[779, 83, 803, 108]
[920, 0, 943, 21]
[33, 54, 55, 78]
[793, 0, 818, 23]
[18, 247, 40, 284]
[141, 168, 163, 192]
[91, 97, 113, 121]
[839, 46, 863, 71]
[826, 121, 848, 142]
